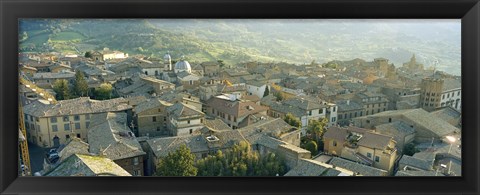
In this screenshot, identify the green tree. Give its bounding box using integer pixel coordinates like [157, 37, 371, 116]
[283, 113, 301, 128]
[196, 141, 286, 176]
[53, 79, 71, 100]
[307, 118, 329, 144]
[263, 86, 270, 97]
[74, 70, 89, 97]
[84, 51, 92, 58]
[94, 83, 113, 100]
[155, 144, 197, 176]
[305, 140, 318, 156]
[274, 92, 284, 101]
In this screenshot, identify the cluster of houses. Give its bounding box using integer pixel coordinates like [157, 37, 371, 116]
[19, 49, 461, 177]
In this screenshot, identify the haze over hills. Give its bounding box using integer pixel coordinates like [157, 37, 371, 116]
[19, 19, 461, 75]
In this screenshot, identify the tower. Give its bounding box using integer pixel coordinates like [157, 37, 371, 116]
[163, 52, 172, 71]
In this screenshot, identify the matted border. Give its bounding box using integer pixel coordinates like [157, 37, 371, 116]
[1, 0, 479, 194]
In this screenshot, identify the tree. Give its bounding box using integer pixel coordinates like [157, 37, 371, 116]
[307, 118, 329, 144]
[403, 143, 419, 156]
[84, 51, 92, 58]
[263, 86, 270, 97]
[196, 141, 286, 176]
[283, 113, 301, 128]
[73, 70, 89, 97]
[274, 92, 284, 101]
[94, 83, 113, 100]
[305, 140, 318, 156]
[53, 79, 71, 100]
[155, 144, 197, 176]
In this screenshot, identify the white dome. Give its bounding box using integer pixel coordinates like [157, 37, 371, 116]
[174, 60, 192, 73]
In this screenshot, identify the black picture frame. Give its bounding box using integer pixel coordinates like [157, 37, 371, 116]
[1, 0, 479, 194]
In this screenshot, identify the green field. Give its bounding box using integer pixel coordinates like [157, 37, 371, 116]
[50, 31, 85, 42]
[20, 32, 49, 47]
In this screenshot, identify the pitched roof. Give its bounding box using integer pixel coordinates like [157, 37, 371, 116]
[324, 126, 393, 150]
[33, 72, 75, 79]
[58, 137, 90, 162]
[166, 102, 204, 119]
[399, 155, 434, 171]
[359, 108, 458, 137]
[285, 159, 354, 176]
[87, 112, 145, 160]
[205, 96, 269, 118]
[336, 100, 364, 112]
[375, 121, 416, 137]
[328, 157, 388, 176]
[147, 135, 209, 158]
[23, 97, 132, 117]
[283, 98, 325, 111]
[134, 98, 173, 114]
[204, 118, 232, 131]
[442, 78, 461, 91]
[45, 154, 131, 176]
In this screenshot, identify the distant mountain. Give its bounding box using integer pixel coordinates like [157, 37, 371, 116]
[19, 19, 461, 75]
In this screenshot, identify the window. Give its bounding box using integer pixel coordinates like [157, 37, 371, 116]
[442, 94, 445, 99]
[333, 107, 336, 112]
[39, 136, 42, 142]
[189, 80, 193, 85]
[366, 120, 370, 123]
[375, 156, 380, 162]
[36, 117, 39, 122]
[349, 113, 352, 118]
[447, 94, 450, 98]
[164, 117, 167, 121]
[333, 141, 337, 147]
[319, 109, 323, 114]
[30, 116, 34, 122]
[86, 122, 90, 128]
[187, 120, 191, 124]
[339, 115, 343, 120]
[77, 134, 81, 138]
[24, 114, 29, 121]
[64, 124, 70, 131]
[74, 115, 80, 121]
[457, 91, 460, 96]
[134, 170, 140, 176]
[383, 108, 386, 111]
[354, 112, 357, 117]
[384, 103, 386, 106]
[75, 123, 81, 130]
[377, 109, 380, 113]
[228, 115, 231, 121]
[367, 153, 372, 158]
[344, 114, 347, 119]
[189, 129, 193, 134]
[332, 117, 336, 122]
[360, 111, 363, 116]
[63, 116, 69, 122]
[152, 117, 157, 122]
[366, 111, 369, 115]
[234, 117, 237, 122]
[389, 118, 392, 122]
[52, 125, 58, 132]
[367, 105, 369, 108]
[50, 117, 57, 123]
[156, 127, 160, 131]
[133, 157, 139, 165]
[66, 135, 70, 139]
[309, 110, 312, 116]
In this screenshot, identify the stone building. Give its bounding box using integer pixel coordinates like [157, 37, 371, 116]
[134, 98, 173, 137]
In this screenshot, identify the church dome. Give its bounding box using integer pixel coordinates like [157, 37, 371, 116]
[174, 56, 192, 73]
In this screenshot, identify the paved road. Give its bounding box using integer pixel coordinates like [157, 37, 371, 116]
[27, 142, 48, 174]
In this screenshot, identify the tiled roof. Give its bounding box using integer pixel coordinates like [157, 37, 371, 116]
[205, 96, 269, 118]
[134, 98, 173, 114]
[204, 118, 232, 131]
[399, 155, 433, 171]
[88, 112, 146, 160]
[23, 97, 132, 117]
[166, 102, 204, 119]
[45, 154, 131, 176]
[395, 170, 441, 176]
[442, 78, 461, 91]
[285, 159, 353, 176]
[375, 121, 416, 136]
[336, 100, 364, 112]
[58, 137, 90, 162]
[283, 98, 325, 110]
[147, 134, 210, 158]
[431, 107, 461, 122]
[324, 126, 393, 150]
[360, 108, 458, 137]
[264, 101, 305, 118]
[328, 157, 388, 176]
[33, 72, 75, 79]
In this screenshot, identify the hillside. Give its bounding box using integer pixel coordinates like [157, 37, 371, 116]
[19, 19, 461, 75]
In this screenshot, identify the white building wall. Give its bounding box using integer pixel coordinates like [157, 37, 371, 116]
[247, 84, 268, 99]
[440, 89, 461, 111]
